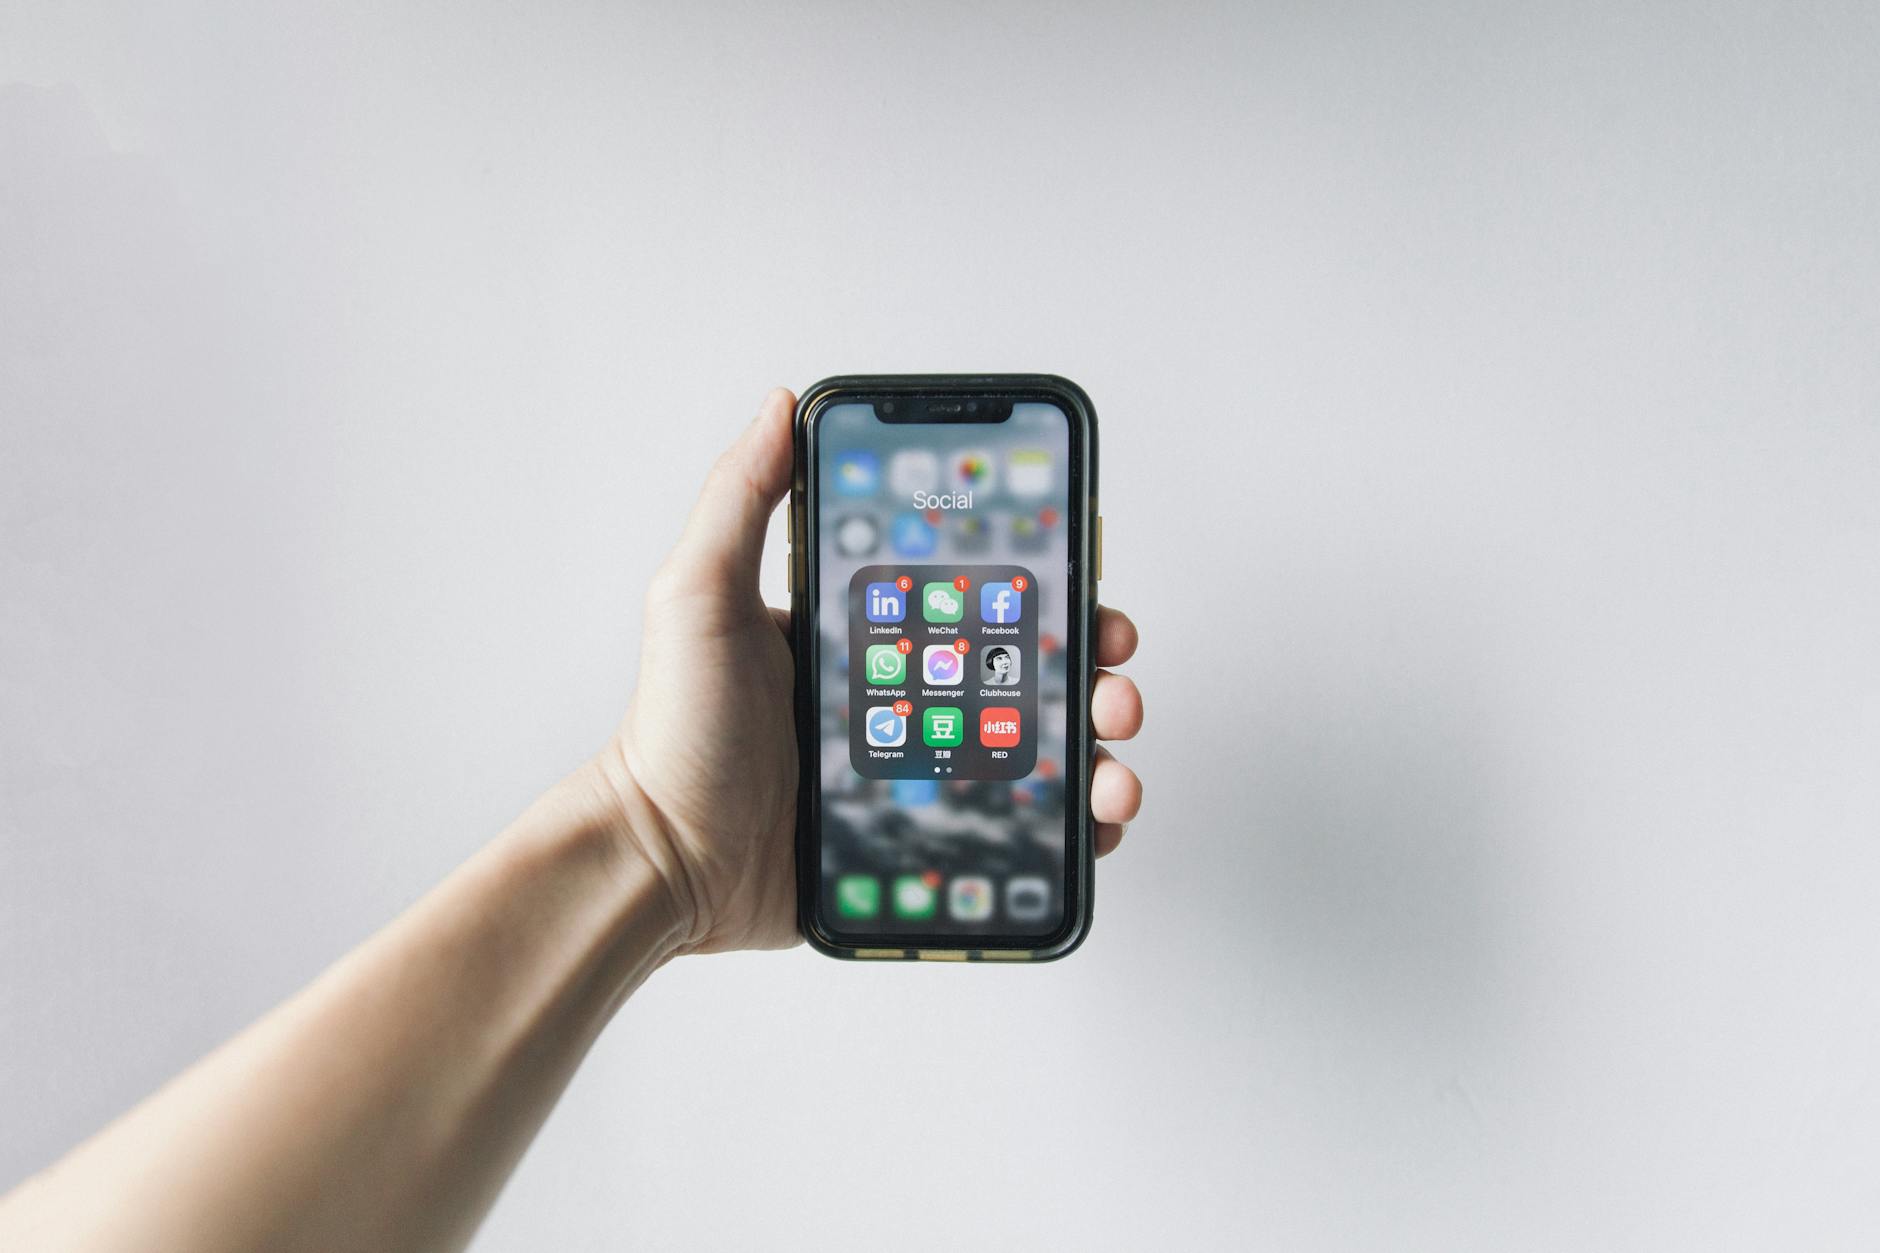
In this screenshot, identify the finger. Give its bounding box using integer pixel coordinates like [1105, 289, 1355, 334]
[1095, 607, 1138, 668]
[1090, 747, 1142, 826]
[669, 387, 796, 586]
[1095, 822, 1127, 857]
[1091, 670, 1142, 741]
[767, 606, 792, 639]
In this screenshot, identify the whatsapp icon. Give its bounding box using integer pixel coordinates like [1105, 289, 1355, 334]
[864, 644, 906, 686]
[922, 582, 964, 623]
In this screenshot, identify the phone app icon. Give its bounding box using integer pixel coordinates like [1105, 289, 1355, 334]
[980, 645, 1021, 686]
[949, 876, 994, 922]
[892, 873, 939, 919]
[1006, 449, 1052, 497]
[833, 451, 880, 496]
[922, 581, 964, 623]
[921, 645, 964, 687]
[1005, 875, 1051, 922]
[864, 705, 907, 747]
[890, 512, 937, 557]
[979, 706, 1021, 747]
[835, 875, 880, 919]
[864, 644, 906, 686]
[980, 581, 1022, 624]
[834, 514, 878, 557]
[922, 705, 964, 747]
[888, 450, 940, 495]
[864, 581, 907, 623]
[954, 449, 995, 492]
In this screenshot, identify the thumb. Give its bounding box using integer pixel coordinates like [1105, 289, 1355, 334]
[667, 387, 796, 589]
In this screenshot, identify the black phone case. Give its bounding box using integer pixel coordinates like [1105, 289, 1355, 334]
[790, 374, 1100, 962]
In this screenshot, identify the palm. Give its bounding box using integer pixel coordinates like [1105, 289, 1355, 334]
[621, 581, 799, 954]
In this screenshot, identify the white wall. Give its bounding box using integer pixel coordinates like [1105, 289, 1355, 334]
[3, 3, 1877, 1249]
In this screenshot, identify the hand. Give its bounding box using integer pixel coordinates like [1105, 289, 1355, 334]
[596, 388, 1145, 955]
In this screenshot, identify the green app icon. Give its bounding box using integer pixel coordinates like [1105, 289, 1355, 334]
[922, 705, 964, 747]
[892, 874, 938, 919]
[921, 581, 964, 623]
[864, 643, 906, 686]
[835, 875, 880, 919]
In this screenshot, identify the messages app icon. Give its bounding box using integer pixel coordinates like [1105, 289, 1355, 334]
[922, 581, 964, 623]
[921, 645, 964, 687]
[863, 644, 906, 686]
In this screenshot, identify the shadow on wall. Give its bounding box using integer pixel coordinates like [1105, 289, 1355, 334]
[1182, 575, 1522, 1070]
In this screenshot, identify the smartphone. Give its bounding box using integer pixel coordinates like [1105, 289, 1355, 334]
[790, 375, 1100, 961]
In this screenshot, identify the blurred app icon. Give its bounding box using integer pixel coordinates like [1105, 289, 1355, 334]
[864, 644, 906, 686]
[833, 451, 880, 496]
[864, 705, 906, 747]
[890, 512, 937, 557]
[888, 450, 939, 495]
[891, 779, 940, 807]
[980, 645, 1021, 686]
[1006, 449, 1051, 497]
[980, 581, 1022, 624]
[922, 705, 964, 747]
[892, 873, 939, 919]
[952, 513, 992, 554]
[979, 706, 1021, 747]
[949, 876, 994, 922]
[921, 645, 964, 686]
[835, 875, 880, 919]
[922, 581, 964, 623]
[953, 449, 995, 492]
[1005, 876, 1051, 921]
[834, 514, 878, 557]
[1010, 778, 1047, 807]
[865, 581, 907, 622]
[1009, 513, 1048, 554]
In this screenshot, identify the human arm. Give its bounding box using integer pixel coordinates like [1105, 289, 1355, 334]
[0, 387, 1146, 1252]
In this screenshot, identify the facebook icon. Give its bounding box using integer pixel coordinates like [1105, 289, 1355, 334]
[865, 581, 906, 623]
[980, 581, 1022, 624]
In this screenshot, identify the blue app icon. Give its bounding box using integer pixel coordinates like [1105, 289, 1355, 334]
[980, 581, 1022, 624]
[864, 705, 906, 748]
[865, 581, 907, 622]
[889, 512, 936, 557]
[891, 779, 941, 807]
[833, 451, 880, 496]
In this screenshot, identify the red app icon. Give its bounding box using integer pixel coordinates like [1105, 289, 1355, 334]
[979, 707, 1021, 748]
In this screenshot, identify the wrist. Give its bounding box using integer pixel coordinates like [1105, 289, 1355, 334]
[577, 745, 705, 958]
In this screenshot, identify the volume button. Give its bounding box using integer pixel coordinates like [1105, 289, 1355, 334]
[786, 549, 795, 594]
[1096, 515, 1104, 581]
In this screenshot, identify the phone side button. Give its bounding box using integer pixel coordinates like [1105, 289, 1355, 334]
[786, 549, 794, 594]
[1096, 515, 1104, 581]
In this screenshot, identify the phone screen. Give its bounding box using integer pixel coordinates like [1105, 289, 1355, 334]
[811, 401, 1077, 941]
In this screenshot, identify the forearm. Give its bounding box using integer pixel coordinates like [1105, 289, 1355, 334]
[0, 760, 681, 1253]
